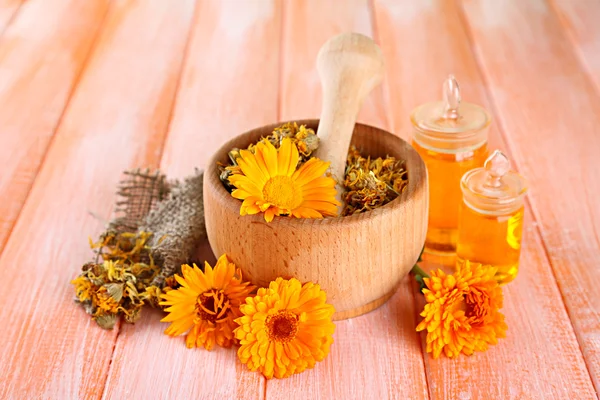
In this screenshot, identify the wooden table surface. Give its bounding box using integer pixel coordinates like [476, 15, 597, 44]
[1, 0, 599, 399]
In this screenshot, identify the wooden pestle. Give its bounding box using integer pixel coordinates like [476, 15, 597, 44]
[314, 32, 385, 209]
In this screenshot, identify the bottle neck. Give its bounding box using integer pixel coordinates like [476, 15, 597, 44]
[412, 125, 489, 154]
[462, 190, 525, 216]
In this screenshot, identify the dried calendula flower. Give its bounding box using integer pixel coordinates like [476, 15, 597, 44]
[218, 122, 319, 191]
[72, 231, 164, 329]
[342, 145, 408, 216]
[272, 122, 319, 160]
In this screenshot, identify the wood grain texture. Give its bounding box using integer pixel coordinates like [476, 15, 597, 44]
[374, 0, 597, 398]
[159, 0, 282, 180]
[279, 0, 390, 129]
[460, 0, 600, 393]
[548, 0, 600, 92]
[0, 0, 195, 398]
[0, 0, 109, 257]
[103, 1, 282, 399]
[268, 1, 429, 398]
[0, 1, 598, 398]
[204, 120, 428, 318]
[0, 0, 23, 32]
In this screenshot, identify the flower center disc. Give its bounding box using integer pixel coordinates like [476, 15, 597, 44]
[266, 311, 299, 343]
[262, 176, 302, 210]
[196, 290, 229, 324]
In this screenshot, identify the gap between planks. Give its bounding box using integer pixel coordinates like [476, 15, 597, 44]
[267, 1, 429, 399]
[373, 0, 597, 398]
[0, 2, 111, 250]
[98, 1, 202, 398]
[0, 1, 198, 398]
[0, 0, 25, 38]
[546, 0, 600, 97]
[456, 0, 599, 394]
[100, 1, 282, 398]
[454, 0, 597, 388]
[0, 0, 111, 257]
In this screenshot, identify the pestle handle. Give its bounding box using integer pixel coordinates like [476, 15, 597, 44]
[314, 32, 385, 208]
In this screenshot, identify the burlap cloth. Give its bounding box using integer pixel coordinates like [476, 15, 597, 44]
[108, 168, 206, 286]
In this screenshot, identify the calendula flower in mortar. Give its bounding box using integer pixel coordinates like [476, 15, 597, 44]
[228, 138, 340, 222]
[415, 261, 507, 358]
[234, 278, 335, 379]
[160, 254, 255, 350]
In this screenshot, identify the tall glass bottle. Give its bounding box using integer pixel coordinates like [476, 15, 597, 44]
[411, 75, 491, 257]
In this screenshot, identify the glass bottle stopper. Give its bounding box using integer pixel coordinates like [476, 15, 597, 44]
[461, 149, 528, 214]
[410, 75, 491, 152]
[484, 150, 510, 189]
[442, 75, 461, 120]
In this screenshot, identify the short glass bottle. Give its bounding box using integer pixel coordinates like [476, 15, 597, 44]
[411, 75, 491, 256]
[456, 150, 528, 284]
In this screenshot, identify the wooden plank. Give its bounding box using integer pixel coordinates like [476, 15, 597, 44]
[374, 0, 597, 398]
[548, 0, 600, 92]
[278, 0, 390, 130]
[267, 1, 429, 399]
[0, 1, 196, 398]
[0, 0, 109, 257]
[460, 0, 600, 393]
[102, 1, 281, 399]
[0, 0, 23, 32]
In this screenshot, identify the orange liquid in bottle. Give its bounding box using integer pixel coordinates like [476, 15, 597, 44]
[412, 141, 489, 255]
[456, 204, 524, 284]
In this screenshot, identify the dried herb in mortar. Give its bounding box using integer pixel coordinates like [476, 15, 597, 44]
[342, 145, 408, 216]
[218, 122, 409, 217]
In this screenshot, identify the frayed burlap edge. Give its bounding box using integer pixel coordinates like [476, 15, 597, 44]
[109, 168, 206, 286]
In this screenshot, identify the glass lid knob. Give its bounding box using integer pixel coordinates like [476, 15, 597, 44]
[442, 74, 461, 120]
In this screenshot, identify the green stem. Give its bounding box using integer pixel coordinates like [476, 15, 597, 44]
[411, 264, 430, 279]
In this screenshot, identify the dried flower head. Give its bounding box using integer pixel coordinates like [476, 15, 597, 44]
[160, 254, 255, 350]
[416, 261, 507, 358]
[71, 231, 164, 329]
[234, 278, 335, 379]
[228, 138, 340, 222]
[342, 145, 408, 216]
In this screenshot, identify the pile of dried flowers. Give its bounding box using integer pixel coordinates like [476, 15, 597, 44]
[72, 231, 165, 329]
[219, 122, 409, 221]
[343, 145, 408, 216]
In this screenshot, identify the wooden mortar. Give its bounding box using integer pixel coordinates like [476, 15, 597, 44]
[204, 120, 428, 320]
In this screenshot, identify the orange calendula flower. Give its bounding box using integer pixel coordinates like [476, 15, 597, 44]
[160, 254, 254, 350]
[234, 278, 335, 379]
[228, 138, 340, 222]
[416, 261, 507, 358]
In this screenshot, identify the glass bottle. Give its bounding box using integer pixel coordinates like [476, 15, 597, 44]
[411, 75, 491, 257]
[456, 150, 528, 284]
